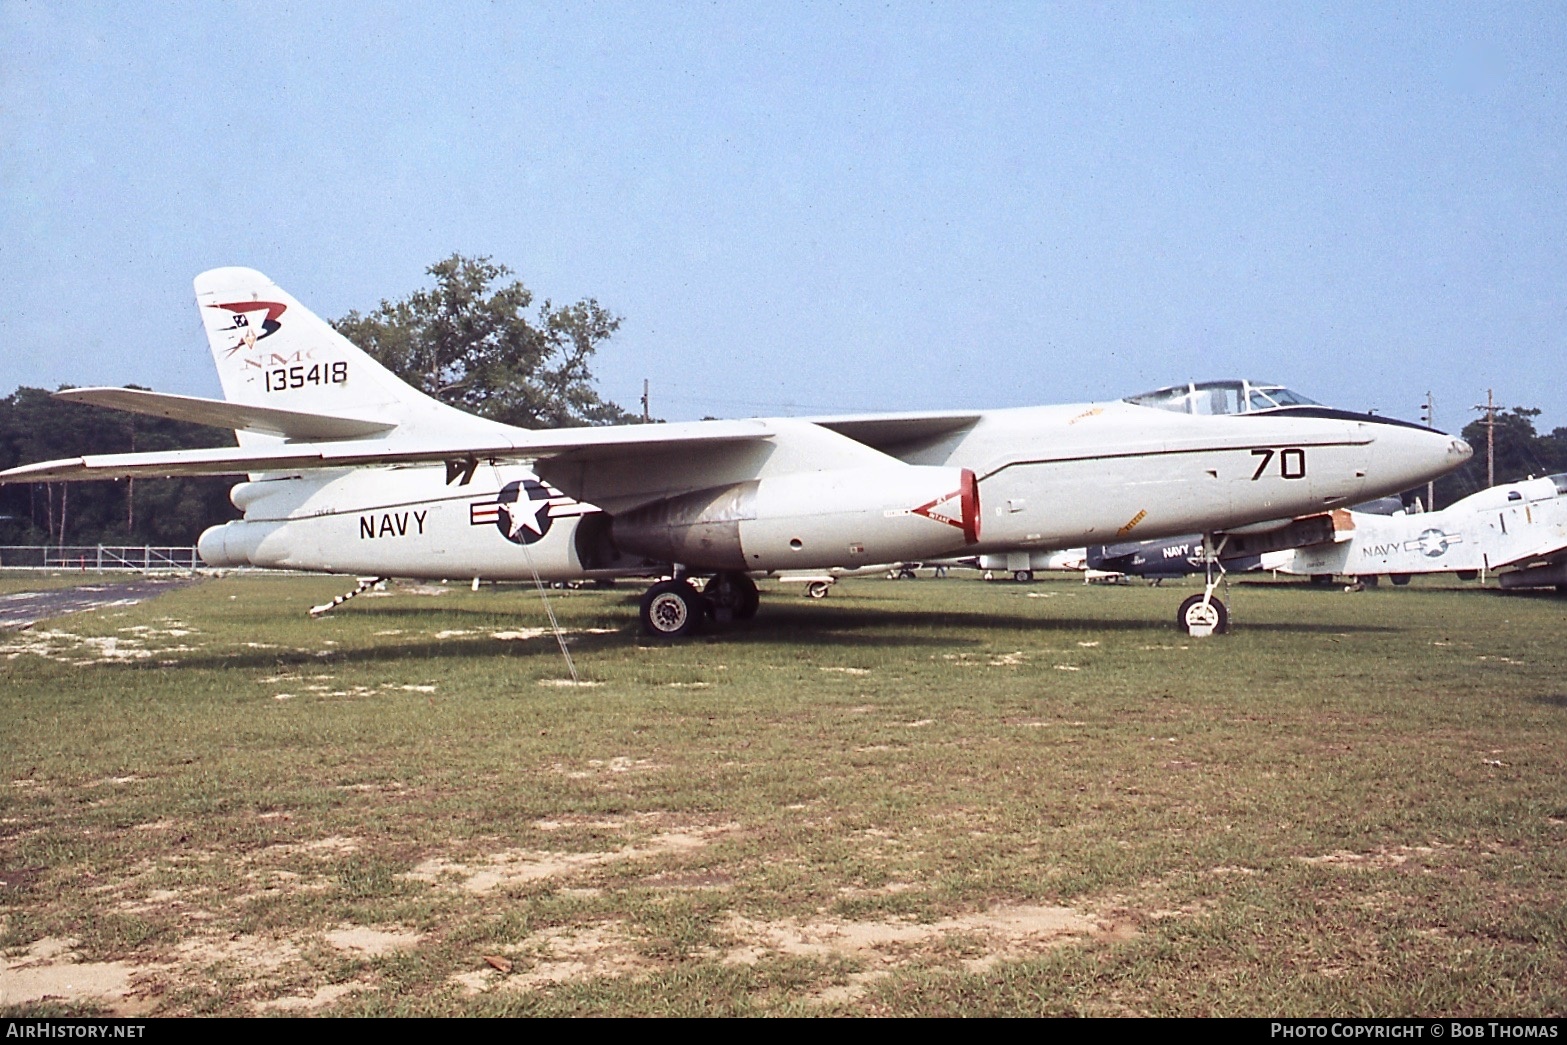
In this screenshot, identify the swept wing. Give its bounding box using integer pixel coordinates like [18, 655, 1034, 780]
[0, 413, 772, 484]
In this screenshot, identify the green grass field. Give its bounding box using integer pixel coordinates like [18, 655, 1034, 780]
[2, 572, 1564, 1016]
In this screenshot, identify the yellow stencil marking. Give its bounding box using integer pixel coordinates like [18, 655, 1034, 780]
[1116, 509, 1148, 537]
[1067, 407, 1104, 425]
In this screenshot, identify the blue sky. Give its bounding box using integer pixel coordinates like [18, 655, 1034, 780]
[3, 1, 1564, 434]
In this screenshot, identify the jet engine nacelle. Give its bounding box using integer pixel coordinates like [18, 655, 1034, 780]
[611, 466, 980, 572]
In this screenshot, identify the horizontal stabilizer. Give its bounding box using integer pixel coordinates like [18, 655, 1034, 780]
[0, 420, 773, 484]
[55, 387, 398, 440]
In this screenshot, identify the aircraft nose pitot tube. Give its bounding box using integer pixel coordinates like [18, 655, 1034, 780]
[611, 466, 980, 572]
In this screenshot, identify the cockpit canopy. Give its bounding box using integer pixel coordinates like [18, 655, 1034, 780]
[1125, 380, 1322, 416]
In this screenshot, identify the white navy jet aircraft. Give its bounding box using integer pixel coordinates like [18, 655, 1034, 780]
[0, 268, 1471, 636]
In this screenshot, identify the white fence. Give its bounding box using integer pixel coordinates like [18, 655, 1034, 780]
[0, 546, 202, 570]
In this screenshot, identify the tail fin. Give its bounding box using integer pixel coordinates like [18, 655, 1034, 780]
[194, 267, 498, 445]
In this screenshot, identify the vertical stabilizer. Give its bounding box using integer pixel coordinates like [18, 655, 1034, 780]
[193, 267, 504, 446]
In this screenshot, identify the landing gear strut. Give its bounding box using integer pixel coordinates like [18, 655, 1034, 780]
[309, 576, 387, 617]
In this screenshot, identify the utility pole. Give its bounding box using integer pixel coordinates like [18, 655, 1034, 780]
[1419, 391, 1435, 511]
[641, 379, 650, 423]
[1474, 389, 1498, 489]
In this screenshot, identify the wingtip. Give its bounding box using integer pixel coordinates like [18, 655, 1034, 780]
[0, 458, 89, 484]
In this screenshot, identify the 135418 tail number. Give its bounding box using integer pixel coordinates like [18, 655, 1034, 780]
[266, 361, 347, 392]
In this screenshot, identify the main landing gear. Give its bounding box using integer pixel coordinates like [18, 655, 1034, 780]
[638, 570, 759, 638]
[703, 571, 760, 620]
[1176, 534, 1230, 636]
[639, 579, 704, 638]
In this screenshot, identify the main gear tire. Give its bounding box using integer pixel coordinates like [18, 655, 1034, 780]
[702, 572, 760, 620]
[640, 580, 704, 638]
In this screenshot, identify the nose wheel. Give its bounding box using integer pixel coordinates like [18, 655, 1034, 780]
[1177, 592, 1228, 634]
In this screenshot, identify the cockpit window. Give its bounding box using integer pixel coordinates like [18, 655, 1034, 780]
[1125, 380, 1321, 415]
[1257, 386, 1318, 407]
[1552, 474, 1567, 497]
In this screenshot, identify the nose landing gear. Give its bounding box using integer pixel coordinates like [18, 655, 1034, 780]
[1177, 534, 1230, 636]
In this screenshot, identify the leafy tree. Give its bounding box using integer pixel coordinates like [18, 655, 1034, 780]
[332, 254, 637, 428]
[1434, 405, 1567, 507]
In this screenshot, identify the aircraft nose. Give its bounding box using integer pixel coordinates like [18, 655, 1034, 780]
[1367, 419, 1471, 492]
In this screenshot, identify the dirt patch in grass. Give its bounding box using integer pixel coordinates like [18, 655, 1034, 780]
[555, 756, 660, 779]
[260, 835, 362, 858]
[721, 902, 1107, 970]
[1, 922, 432, 1015]
[408, 822, 736, 895]
[323, 926, 424, 956]
[175, 933, 302, 973]
[449, 899, 1129, 1003]
[3, 629, 196, 665]
[1298, 845, 1450, 870]
[452, 921, 647, 994]
[255, 982, 364, 1012]
[1, 938, 152, 1015]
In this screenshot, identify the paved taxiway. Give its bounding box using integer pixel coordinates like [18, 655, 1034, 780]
[0, 578, 201, 630]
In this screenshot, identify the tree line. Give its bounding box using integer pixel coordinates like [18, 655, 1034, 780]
[0, 388, 236, 546]
[1433, 407, 1567, 508]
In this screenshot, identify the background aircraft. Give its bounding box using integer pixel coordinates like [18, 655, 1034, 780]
[0, 269, 1470, 637]
[1084, 538, 1262, 583]
[1263, 474, 1567, 590]
[1072, 496, 1409, 584]
[973, 549, 1088, 581]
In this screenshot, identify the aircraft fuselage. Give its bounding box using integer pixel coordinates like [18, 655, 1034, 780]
[200, 400, 1467, 582]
